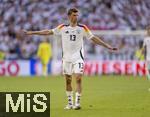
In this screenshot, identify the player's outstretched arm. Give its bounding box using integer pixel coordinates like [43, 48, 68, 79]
[91, 36, 118, 51]
[23, 30, 53, 35]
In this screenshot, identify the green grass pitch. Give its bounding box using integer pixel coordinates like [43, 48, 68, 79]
[0, 75, 150, 117]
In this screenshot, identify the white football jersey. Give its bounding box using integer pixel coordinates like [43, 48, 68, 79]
[143, 36, 150, 60]
[52, 24, 94, 62]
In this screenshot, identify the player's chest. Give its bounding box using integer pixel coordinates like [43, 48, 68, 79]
[61, 28, 83, 42]
[62, 28, 83, 38]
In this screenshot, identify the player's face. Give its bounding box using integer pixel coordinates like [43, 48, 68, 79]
[68, 12, 78, 24]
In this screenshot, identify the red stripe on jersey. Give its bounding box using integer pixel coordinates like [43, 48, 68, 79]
[78, 24, 90, 32]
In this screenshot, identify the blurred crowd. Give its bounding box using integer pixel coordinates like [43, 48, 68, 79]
[0, 0, 149, 60]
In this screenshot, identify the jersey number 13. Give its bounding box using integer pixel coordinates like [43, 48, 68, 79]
[70, 35, 76, 41]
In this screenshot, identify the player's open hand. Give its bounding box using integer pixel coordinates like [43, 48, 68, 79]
[22, 30, 30, 35]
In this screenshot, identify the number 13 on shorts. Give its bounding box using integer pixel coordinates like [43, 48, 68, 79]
[74, 62, 84, 74]
[78, 63, 84, 69]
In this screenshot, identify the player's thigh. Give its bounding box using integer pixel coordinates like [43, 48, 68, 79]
[41, 59, 49, 65]
[74, 73, 83, 82]
[73, 60, 84, 74]
[62, 61, 73, 75]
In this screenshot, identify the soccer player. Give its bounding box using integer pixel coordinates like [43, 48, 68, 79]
[24, 8, 118, 110]
[135, 41, 144, 60]
[0, 50, 5, 60]
[141, 26, 150, 80]
[37, 38, 52, 76]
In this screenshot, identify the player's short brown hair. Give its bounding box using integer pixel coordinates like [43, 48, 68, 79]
[67, 8, 78, 16]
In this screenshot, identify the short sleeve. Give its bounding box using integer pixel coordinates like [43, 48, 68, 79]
[52, 24, 64, 36]
[83, 25, 94, 40]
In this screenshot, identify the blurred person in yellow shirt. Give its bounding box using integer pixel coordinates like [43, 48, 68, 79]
[135, 40, 145, 60]
[0, 50, 5, 60]
[37, 38, 52, 76]
[135, 49, 144, 60]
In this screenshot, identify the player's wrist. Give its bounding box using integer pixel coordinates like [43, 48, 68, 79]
[106, 45, 112, 50]
[27, 31, 32, 35]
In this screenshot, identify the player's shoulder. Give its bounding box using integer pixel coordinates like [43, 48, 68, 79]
[77, 23, 90, 31]
[77, 23, 88, 28]
[39, 42, 45, 46]
[57, 24, 69, 29]
[40, 43, 49, 49]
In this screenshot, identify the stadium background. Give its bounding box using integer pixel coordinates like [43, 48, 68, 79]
[0, 0, 149, 76]
[0, 0, 150, 117]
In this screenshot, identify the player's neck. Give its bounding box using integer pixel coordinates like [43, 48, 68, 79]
[70, 22, 77, 27]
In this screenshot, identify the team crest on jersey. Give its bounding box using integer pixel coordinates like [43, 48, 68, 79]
[77, 29, 81, 34]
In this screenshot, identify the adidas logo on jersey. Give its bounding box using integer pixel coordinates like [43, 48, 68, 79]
[65, 31, 69, 33]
